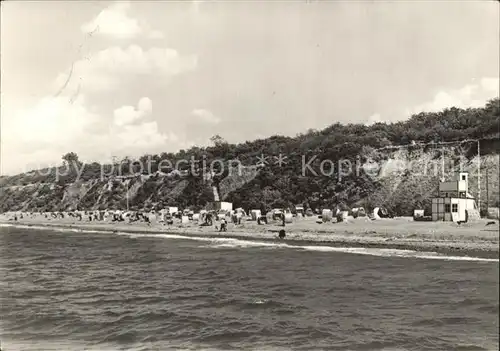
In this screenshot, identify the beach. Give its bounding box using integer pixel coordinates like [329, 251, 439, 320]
[1, 214, 498, 258]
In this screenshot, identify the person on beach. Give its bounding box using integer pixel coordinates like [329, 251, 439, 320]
[219, 218, 227, 232]
[166, 216, 173, 225]
[278, 229, 286, 239]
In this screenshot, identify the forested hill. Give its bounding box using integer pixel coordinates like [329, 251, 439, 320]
[1, 98, 499, 215]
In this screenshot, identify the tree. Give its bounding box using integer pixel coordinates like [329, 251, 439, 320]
[210, 134, 227, 147]
[62, 152, 80, 166]
[119, 156, 132, 175]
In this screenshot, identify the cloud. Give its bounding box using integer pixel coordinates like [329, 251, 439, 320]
[406, 77, 499, 116]
[3, 33, 197, 174]
[148, 30, 165, 39]
[2, 95, 99, 149]
[113, 97, 152, 126]
[137, 97, 153, 113]
[480, 77, 499, 93]
[365, 113, 383, 126]
[1, 95, 97, 173]
[192, 109, 220, 124]
[53, 45, 197, 93]
[0, 95, 179, 175]
[81, 1, 164, 39]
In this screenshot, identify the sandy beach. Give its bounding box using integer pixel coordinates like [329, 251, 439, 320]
[1, 214, 498, 258]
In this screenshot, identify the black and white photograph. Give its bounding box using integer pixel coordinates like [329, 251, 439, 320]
[0, 1, 499, 350]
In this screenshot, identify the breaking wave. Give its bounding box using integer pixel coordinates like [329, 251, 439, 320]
[116, 232, 499, 263]
[1, 222, 497, 263]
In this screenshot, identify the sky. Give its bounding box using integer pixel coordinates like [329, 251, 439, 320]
[1, 0, 499, 175]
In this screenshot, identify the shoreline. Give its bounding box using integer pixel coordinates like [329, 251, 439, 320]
[1, 217, 498, 259]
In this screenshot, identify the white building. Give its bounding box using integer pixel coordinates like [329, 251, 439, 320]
[208, 201, 233, 211]
[295, 205, 304, 216]
[166, 207, 178, 214]
[431, 172, 478, 222]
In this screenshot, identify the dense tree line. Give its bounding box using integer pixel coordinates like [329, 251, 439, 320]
[0, 98, 498, 214]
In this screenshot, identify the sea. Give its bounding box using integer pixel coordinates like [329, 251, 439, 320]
[0, 224, 498, 351]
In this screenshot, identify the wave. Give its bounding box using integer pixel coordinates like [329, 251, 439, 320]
[116, 232, 499, 263]
[0, 340, 151, 351]
[299, 246, 498, 262]
[2, 223, 498, 263]
[0, 223, 105, 234]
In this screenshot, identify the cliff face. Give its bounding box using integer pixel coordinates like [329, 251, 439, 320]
[363, 146, 499, 215]
[0, 166, 260, 213]
[1, 144, 497, 216]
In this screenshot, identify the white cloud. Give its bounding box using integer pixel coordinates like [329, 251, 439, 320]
[365, 113, 383, 126]
[406, 77, 499, 116]
[0, 95, 179, 175]
[81, 1, 164, 39]
[53, 45, 197, 93]
[480, 77, 499, 93]
[3, 33, 197, 174]
[2, 95, 99, 150]
[192, 109, 220, 124]
[113, 97, 152, 126]
[137, 97, 152, 113]
[148, 30, 165, 39]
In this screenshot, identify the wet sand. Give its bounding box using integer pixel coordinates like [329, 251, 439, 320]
[1, 215, 498, 258]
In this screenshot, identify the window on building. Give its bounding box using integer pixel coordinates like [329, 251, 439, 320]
[452, 204, 458, 213]
[462, 175, 466, 181]
[445, 204, 451, 213]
